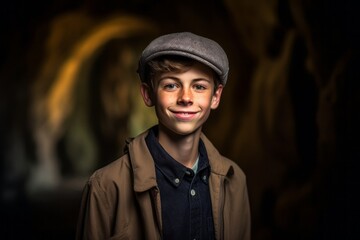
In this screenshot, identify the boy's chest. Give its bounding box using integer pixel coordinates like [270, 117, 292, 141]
[156, 168, 215, 240]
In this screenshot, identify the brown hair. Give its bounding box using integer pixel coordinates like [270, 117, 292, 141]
[144, 55, 220, 92]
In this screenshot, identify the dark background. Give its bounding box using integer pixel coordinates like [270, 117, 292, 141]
[1, 0, 359, 239]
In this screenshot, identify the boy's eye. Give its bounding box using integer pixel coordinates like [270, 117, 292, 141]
[163, 83, 178, 90]
[194, 84, 206, 90]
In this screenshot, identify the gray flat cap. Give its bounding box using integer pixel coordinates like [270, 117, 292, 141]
[137, 32, 229, 85]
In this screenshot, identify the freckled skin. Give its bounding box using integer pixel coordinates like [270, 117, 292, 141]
[140, 62, 223, 167]
[141, 62, 223, 137]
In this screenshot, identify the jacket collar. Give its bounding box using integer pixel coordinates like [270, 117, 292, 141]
[126, 128, 234, 192]
[200, 132, 234, 177]
[126, 130, 158, 192]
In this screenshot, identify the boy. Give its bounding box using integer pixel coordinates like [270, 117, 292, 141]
[76, 32, 251, 240]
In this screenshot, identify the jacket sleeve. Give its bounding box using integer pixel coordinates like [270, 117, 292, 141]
[76, 176, 112, 240]
[223, 163, 252, 240]
[241, 182, 251, 240]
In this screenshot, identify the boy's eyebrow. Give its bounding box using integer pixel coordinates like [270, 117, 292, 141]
[157, 76, 180, 82]
[157, 77, 213, 85]
[193, 78, 212, 83]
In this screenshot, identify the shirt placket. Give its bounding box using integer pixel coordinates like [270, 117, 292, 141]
[189, 174, 201, 240]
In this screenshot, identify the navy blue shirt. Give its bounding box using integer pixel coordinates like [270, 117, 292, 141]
[145, 126, 215, 240]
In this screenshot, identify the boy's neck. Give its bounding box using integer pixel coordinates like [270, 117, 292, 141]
[157, 125, 201, 168]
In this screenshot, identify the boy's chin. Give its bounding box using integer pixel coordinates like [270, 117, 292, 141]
[159, 123, 202, 137]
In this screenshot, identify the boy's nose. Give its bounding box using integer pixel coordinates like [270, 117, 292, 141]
[177, 89, 193, 105]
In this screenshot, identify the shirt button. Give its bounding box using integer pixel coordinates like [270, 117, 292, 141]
[174, 178, 180, 184]
[190, 189, 196, 196]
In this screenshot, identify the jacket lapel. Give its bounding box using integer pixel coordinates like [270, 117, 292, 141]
[126, 130, 158, 192]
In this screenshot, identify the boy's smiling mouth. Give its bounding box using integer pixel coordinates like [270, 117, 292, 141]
[171, 110, 198, 120]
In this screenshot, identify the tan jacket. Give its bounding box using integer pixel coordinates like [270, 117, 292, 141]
[76, 129, 251, 240]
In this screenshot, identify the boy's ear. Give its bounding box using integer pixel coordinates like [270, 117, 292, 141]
[140, 83, 154, 107]
[211, 84, 223, 109]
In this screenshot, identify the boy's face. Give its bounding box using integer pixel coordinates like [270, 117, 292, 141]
[141, 62, 223, 136]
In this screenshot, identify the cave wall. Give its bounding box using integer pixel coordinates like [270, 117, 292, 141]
[1, 0, 359, 239]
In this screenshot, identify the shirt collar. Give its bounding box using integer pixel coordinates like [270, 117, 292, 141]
[145, 126, 210, 187]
